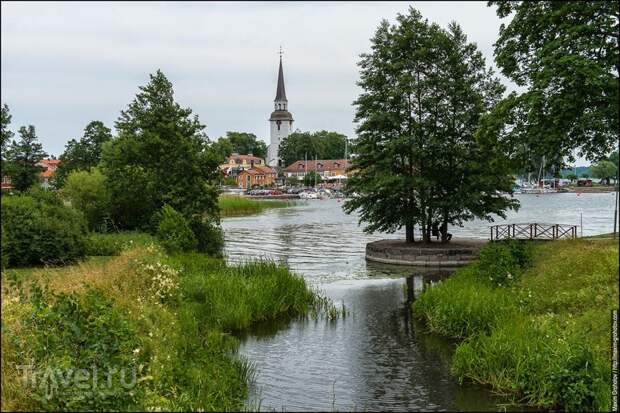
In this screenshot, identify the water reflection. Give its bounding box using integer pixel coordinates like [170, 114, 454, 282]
[222, 195, 615, 411]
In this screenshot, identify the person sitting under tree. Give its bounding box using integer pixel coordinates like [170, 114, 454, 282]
[440, 222, 452, 242]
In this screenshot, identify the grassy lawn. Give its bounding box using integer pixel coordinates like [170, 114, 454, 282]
[1, 233, 337, 411]
[218, 195, 294, 217]
[412, 238, 618, 411]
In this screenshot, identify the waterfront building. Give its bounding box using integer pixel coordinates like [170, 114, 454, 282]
[219, 153, 266, 177]
[237, 165, 278, 189]
[267, 54, 294, 168]
[283, 159, 351, 182]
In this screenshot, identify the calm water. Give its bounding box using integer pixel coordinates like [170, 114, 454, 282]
[222, 193, 616, 411]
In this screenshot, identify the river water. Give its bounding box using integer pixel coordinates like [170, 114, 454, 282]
[222, 193, 616, 411]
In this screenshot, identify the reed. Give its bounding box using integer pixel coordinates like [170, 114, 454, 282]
[1, 243, 329, 411]
[412, 238, 619, 412]
[218, 195, 293, 217]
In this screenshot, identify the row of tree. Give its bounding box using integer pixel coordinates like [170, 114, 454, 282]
[2, 70, 226, 254]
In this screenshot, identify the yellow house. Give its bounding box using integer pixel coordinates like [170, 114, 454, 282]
[219, 153, 265, 173]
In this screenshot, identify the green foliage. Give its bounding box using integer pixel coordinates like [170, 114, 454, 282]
[303, 170, 322, 187]
[15, 286, 144, 410]
[412, 265, 518, 338]
[1, 192, 87, 267]
[278, 130, 347, 168]
[53, 121, 112, 188]
[61, 168, 111, 231]
[1, 103, 14, 169]
[344, 8, 517, 243]
[212, 131, 268, 162]
[4, 125, 47, 192]
[222, 176, 237, 186]
[218, 195, 291, 217]
[609, 151, 619, 169]
[589, 160, 617, 184]
[85, 232, 156, 256]
[154, 205, 198, 254]
[189, 218, 224, 257]
[487, 1, 619, 166]
[100, 70, 221, 230]
[477, 239, 533, 286]
[1, 224, 7, 271]
[414, 238, 618, 411]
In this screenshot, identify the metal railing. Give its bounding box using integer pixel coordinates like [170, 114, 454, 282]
[490, 223, 578, 241]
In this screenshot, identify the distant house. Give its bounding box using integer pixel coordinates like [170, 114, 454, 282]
[38, 159, 61, 189]
[1, 159, 61, 190]
[283, 159, 351, 181]
[219, 153, 265, 177]
[237, 165, 277, 189]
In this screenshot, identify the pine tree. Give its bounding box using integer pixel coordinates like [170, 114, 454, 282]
[5, 125, 47, 192]
[1, 104, 14, 171]
[100, 70, 221, 230]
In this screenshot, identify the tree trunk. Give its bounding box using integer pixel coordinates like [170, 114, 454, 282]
[405, 223, 415, 243]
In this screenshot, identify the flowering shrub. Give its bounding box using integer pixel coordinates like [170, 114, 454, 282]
[138, 261, 179, 303]
[477, 240, 533, 287]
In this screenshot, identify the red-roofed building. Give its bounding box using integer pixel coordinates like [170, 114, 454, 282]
[237, 165, 277, 189]
[1, 159, 61, 190]
[283, 159, 351, 181]
[219, 153, 266, 175]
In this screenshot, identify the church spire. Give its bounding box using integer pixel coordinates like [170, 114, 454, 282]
[275, 50, 287, 102]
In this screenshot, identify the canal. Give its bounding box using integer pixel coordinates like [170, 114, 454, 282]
[221, 193, 616, 411]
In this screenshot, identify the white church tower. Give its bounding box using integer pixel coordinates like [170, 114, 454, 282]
[267, 53, 293, 167]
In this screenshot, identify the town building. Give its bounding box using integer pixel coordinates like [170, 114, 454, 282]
[219, 153, 266, 177]
[1, 158, 60, 190]
[267, 53, 293, 168]
[283, 159, 351, 182]
[236, 165, 278, 189]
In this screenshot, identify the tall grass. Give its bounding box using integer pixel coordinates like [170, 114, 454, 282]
[412, 238, 619, 411]
[1, 244, 334, 411]
[219, 195, 293, 217]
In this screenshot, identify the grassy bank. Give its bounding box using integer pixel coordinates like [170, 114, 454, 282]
[219, 195, 293, 217]
[412, 238, 618, 411]
[1, 234, 337, 411]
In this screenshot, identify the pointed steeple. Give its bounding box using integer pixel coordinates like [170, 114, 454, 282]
[275, 56, 287, 102]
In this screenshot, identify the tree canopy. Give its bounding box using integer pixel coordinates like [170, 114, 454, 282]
[1, 104, 14, 170]
[278, 130, 347, 168]
[4, 125, 48, 192]
[590, 160, 617, 185]
[344, 8, 517, 243]
[54, 120, 112, 188]
[100, 70, 221, 230]
[486, 1, 619, 168]
[211, 131, 267, 162]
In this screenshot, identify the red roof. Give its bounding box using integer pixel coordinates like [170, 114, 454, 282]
[283, 159, 349, 173]
[238, 165, 277, 176]
[38, 159, 61, 178]
[226, 154, 264, 163]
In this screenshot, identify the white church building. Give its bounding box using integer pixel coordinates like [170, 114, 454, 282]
[267, 55, 294, 168]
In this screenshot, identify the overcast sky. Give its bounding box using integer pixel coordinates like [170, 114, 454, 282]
[2, 1, 518, 158]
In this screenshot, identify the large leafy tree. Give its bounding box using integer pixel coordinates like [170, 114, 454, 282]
[100, 70, 221, 230]
[212, 132, 267, 162]
[54, 120, 112, 188]
[278, 130, 347, 167]
[487, 1, 619, 168]
[5, 125, 47, 192]
[344, 8, 517, 243]
[590, 160, 617, 185]
[1, 104, 14, 170]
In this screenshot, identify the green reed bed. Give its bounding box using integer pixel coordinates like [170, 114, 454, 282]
[1, 243, 339, 411]
[218, 195, 293, 217]
[412, 238, 619, 412]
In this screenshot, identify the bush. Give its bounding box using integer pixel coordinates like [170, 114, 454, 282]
[16, 285, 145, 410]
[85, 232, 156, 256]
[153, 205, 198, 254]
[1, 193, 87, 267]
[190, 218, 224, 257]
[61, 168, 111, 231]
[477, 239, 533, 286]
